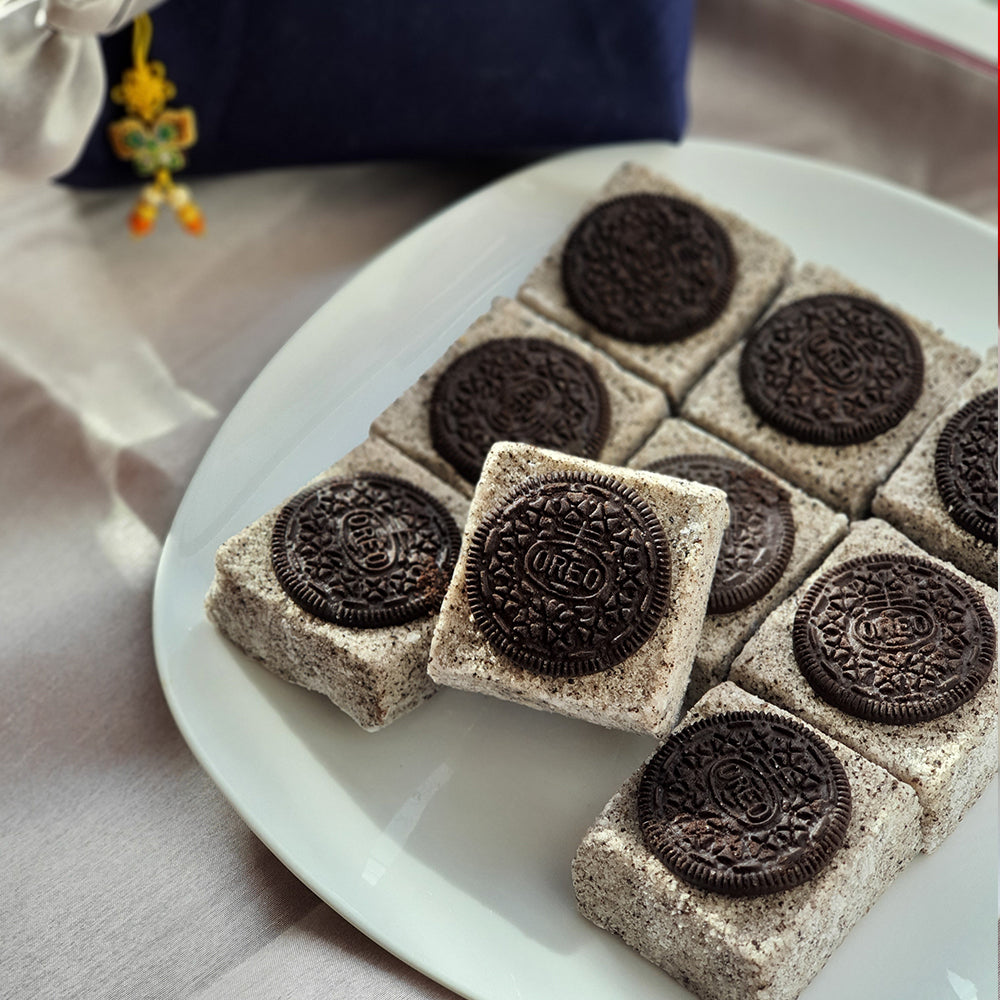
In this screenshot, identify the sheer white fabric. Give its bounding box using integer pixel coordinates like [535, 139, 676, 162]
[0, 0, 161, 178]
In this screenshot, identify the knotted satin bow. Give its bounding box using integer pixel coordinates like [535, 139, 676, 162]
[0, 0, 163, 178]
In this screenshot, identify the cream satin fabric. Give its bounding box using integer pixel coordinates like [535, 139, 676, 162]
[0, 0, 163, 178]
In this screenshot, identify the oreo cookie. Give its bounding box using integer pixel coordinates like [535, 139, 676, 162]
[271, 473, 461, 628]
[739, 294, 924, 445]
[638, 711, 852, 897]
[647, 453, 794, 614]
[934, 389, 998, 546]
[465, 471, 670, 676]
[793, 553, 996, 724]
[429, 337, 610, 483]
[560, 193, 735, 344]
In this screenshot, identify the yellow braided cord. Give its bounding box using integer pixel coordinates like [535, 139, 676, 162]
[132, 12, 152, 69]
[110, 13, 176, 124]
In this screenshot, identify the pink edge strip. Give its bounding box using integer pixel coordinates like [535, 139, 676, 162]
[803, 0, 998, 75]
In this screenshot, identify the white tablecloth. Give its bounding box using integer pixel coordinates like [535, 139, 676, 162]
[3, 1, 996, 997]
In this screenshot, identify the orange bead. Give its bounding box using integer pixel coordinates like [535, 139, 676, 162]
[177, 201, 205, 236]
[128, 202, 157, 237]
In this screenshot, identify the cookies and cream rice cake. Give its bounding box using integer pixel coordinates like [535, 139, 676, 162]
[517, 161, 794, 405]
[728, 517, 998, 852]
[628, 417, 848, 706]
[681, 262, 981, 518]
[572, 682, 921, 1000]
[370, 296, 667, 497]
[873, 350, 998, 586]
[205, 436, 468, 731]
[427, 441, 729, 736]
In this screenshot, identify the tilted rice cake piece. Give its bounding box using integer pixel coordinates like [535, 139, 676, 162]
[427, 441, 728, 736]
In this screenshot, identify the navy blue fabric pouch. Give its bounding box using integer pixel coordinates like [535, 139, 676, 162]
[62, 0, 694, 186]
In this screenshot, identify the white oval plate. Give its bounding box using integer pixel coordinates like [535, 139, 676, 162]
[153, 140, 998, 1000]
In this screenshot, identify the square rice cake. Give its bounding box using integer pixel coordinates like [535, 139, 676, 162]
[205, 436, 468, 731]
[628, 418, 848, 705]
[572, 681, 921, 1000]
[728, 517, 998, 852]
[370, 296, 667, 497]
[873, 352, 997, 586]
[681, 263, 981, 518]
[517, 161, 793, 406]
[427, 441, 729, 736]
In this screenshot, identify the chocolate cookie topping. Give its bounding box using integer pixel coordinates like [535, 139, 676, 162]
[793, 554, 996, 723]
[739, 294, 924, 445]
[638, 711, 851, 897]
[934, 389, 998, 547]
[429, 337, 610, 483]
[465, 472, 670, 675]
[647, 453, 794, 614]
[560, 193, 735, 344]
[272, 473, 461, 628]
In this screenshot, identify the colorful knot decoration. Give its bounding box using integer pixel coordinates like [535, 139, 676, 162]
[108, 13, 204, 238]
